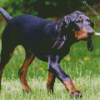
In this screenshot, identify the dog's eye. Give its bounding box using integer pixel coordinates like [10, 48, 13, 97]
[76, 20, 82, 23]
[87, 18, 91, 22]
[76, 18, 82, 23]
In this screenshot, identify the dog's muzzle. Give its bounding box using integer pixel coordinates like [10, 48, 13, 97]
[86, 25, 95, 36]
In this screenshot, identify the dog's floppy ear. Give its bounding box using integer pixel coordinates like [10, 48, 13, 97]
[59, 15, 71, 34]
[64, 15, 71, 28]
[53, 15, 75, 49]
[52, 17, 69, 49]
[64, 13, 78, 29]
[57, 16, 72, 49]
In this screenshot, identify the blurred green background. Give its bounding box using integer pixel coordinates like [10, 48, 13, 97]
[0, 0, 100, 17]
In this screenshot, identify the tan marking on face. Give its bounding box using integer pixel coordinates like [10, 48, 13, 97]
[78, 18, 82, 22]
[73, 26, 88, 40]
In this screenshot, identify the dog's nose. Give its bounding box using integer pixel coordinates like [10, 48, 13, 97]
[85, 25, 95, 35]
[87, 31, 94, 35]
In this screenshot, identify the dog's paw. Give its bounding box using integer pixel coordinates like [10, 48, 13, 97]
[70, 92, 74, 98]
[75, 91, 82, 98]
[70, 91, 82, 98]
[23, 89, 31, 93]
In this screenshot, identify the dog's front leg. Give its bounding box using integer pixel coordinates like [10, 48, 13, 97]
[46, 71, 56, 93]
[47, 55, 82, 98]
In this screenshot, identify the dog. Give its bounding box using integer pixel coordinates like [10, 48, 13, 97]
[0, 7, 95, 98]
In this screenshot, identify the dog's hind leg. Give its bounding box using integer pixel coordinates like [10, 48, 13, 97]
[0, 41, 15, 91]
[18, 46, 35, 93]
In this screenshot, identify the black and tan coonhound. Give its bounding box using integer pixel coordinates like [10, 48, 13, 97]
[0, 7, 95, 98]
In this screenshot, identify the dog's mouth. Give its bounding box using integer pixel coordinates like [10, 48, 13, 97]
[78, 35, 94, 51]
[78, 34, 94, 51]
[80, 30, 95, 51]
[73, 28, 95, 51]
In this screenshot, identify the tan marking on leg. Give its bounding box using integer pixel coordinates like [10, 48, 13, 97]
[19, 50, 35, 93]
[47, 71, 56, 93]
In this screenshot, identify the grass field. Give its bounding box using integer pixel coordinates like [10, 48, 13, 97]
[0, 19, 100, 99]
[0, 36, 100, 100]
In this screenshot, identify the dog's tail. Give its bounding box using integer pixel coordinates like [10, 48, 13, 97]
[0, 7, 12, 22]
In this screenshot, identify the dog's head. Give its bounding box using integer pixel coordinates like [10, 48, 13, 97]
[60, 11, 95, 51]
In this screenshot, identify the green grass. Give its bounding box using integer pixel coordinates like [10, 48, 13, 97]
[0, 77, 100, 100]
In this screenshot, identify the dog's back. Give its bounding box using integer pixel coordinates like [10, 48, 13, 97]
[2, 15, 57, 59]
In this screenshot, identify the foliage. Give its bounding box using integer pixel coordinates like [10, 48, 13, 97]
[0, 0, 100, 17]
